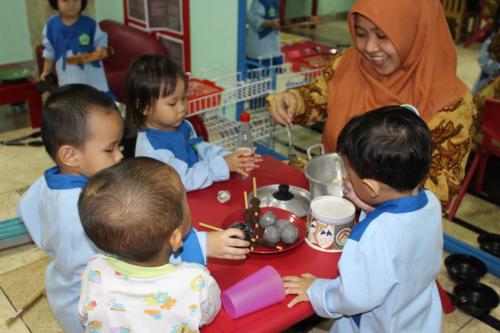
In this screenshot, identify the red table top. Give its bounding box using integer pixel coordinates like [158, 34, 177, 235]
[188, 156, 341, 333]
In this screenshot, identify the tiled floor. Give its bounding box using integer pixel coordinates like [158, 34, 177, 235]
[0, 20, 498, 333]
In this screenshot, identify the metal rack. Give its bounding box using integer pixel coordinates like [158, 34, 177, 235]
[187, 64, 322, 150]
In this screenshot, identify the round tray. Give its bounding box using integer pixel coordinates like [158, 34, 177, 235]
[222, 207, 306, 254]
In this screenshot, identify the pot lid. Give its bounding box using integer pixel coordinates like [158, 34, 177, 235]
[249, 184, 311, 218]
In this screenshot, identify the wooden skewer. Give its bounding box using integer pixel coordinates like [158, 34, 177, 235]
[5, 289, 45, 326]
[199, 222, 223, 232]
[243, 191, 249, 209]
[252, 177, 257, 198]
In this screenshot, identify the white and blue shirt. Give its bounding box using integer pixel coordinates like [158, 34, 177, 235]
[246, 0, 282, 61]
[135, 120, 230, 192]
[307, 190, 443, 333]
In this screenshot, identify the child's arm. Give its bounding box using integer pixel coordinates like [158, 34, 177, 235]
[207, 229, 250, 260]
[41, 24, 55, 80]
[199, 270, 222, 326]
[283, 273, 317, 307]
[223, 148, 263, 178]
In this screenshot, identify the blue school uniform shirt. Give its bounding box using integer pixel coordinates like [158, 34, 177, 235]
[246, 0, 282, 62]
[43, 14, 111, 94]
[307, 190, 443, 333]
[17, 167, 207, 332]
[135, 120, 230, 192]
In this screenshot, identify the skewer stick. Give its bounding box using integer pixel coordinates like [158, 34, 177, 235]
[199, 223, 223, 232]
[5, 289, 45, 326]
[252, 177, 257, 198]
[243, 191, 249, 209]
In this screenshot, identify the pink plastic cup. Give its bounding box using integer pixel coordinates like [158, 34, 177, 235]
[222, 265, 285, 319]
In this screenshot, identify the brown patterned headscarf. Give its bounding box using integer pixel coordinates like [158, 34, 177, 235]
[323, 0, 468, 152]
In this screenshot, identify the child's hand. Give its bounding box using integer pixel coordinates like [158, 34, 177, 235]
[206, 228, 250, 260]
[224, 148, 262, 177]
[283, 273, 317, 308]
[343, 177, 375, 213]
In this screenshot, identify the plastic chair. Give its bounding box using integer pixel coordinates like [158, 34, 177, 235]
[447, 98, 500, 220]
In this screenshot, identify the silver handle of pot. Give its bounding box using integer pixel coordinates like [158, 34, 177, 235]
[306, 143, 325, 160]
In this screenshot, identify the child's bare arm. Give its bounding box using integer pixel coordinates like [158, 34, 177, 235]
[283, 273, 317, 308]
[40, 59, 54, 80]
[206, 228, 250, 260]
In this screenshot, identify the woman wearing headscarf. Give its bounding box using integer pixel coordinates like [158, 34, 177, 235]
[267, 0, 476, 206]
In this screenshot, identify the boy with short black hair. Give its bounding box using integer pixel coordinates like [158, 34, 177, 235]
[283, 106, 443, 333]
[17, 84, 124, 333]
[78, 157, 221, 332]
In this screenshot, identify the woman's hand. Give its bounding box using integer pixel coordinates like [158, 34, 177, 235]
[283, 273, 317, 308]
[206, 228, 250, 260]
[267, 92, 298, 126]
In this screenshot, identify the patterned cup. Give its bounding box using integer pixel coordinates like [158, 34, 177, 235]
[305, 196, 355, 252]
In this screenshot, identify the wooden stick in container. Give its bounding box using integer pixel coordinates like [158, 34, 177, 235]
[252, 177, 257, 198]
[243, 191, 249, 209]
[199, 223, 223, 232]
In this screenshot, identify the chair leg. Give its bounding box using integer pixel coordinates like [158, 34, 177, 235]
[447, 153, 480, 220]
[473, 153, 489, 193]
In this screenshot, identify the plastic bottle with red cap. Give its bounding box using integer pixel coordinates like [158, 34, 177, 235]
[237, 111, 254, 178]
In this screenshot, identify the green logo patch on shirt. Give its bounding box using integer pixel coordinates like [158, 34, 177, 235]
[79, 33, 90, 46]
[268, 8, 276, 17]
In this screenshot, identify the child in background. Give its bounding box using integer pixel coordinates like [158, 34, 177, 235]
[41, 0, 114, 98]
[17, 84, 124, 333]
[128, 55, 262, 191]
[78, 157, 221, 332]
[283, 106, 443, 333]
[128, 55, 251, 263]
[246, 0, 283, 67]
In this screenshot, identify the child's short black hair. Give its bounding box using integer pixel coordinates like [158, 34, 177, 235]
[79, 157, 184, 262]
[41, 84, 118, 161]
[126, 55, 188, 127]
[337, 105, 433, 192]
[48, 0, 87, 11]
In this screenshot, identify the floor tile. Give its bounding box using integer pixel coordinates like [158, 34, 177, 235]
[0, 191, 23, 221]
[456, 194, 500, 234]
[0, 243, 46, 276]
[0, 288, 30, 333]
[458, 318, 499, 332]
[443, 218, 479, 248]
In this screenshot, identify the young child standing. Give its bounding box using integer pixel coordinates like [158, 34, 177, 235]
[283, 106, 443, 333]
[17, 84, 124, 333]
[42, 0, 113, 98]
[128, 55, 261, 192]
[78, 157, 221, 332]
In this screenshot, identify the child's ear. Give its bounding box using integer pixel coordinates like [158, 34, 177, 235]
[362, 179, 382, 198]
[57, 145, 81, 168]
[169, 228, 183, 252]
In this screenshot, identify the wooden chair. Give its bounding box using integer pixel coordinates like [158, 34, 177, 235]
[442, 0, 481, 43]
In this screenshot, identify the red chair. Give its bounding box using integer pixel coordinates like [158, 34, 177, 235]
[447, 98, 500, 220]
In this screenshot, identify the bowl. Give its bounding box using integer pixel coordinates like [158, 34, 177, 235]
[444, 254, 487, 283]
[477, 233, 500, 258]
[453, 282, 499, 317]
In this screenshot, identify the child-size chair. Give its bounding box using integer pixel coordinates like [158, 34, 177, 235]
[447, 98, 500, 220]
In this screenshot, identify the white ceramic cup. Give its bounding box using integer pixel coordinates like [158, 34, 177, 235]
[305, 195, 355, 252]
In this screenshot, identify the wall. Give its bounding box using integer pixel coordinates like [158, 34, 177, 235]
[284, 0, 354, 19]
[0, 0, 32, 64]
[95, 0, 124, 23]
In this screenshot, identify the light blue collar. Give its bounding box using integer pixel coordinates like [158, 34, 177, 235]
[44, 166, 88, 190]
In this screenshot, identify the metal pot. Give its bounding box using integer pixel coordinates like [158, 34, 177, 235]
[249, 184, 311, 218]
[304, 144, 345, 198]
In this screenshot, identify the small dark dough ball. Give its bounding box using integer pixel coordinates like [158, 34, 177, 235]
[259, 211, 276, 228]
[263, 225, 281, 245]
[280, 223, 298, 244]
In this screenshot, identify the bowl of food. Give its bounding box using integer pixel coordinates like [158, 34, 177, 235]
[444, 254, 487, 283]
[453, 282, 499, 317]
[477, 233, 500, 258]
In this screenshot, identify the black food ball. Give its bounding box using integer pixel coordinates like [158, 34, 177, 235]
[280, 223, 298, 244]
[263, 225, 281, 245]
[259, 211, 276, 228]
[228, 221, 252, 240]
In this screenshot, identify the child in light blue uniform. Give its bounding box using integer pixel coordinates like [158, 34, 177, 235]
[17, 85, 124, 332]
[246, 0, 283, 67]
[284, 106, 443, 333]
[128, 55, 261, 191]
[41, 0, 112, 98]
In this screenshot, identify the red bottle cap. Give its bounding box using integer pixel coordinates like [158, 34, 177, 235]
[239, 111, 250, 122]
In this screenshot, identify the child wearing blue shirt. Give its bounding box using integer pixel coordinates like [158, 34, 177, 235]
[128, 55, 262, 191]
[284, 106, 443, 333]
[17, 84, 124, 332]
[41, 0, 113, 98]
